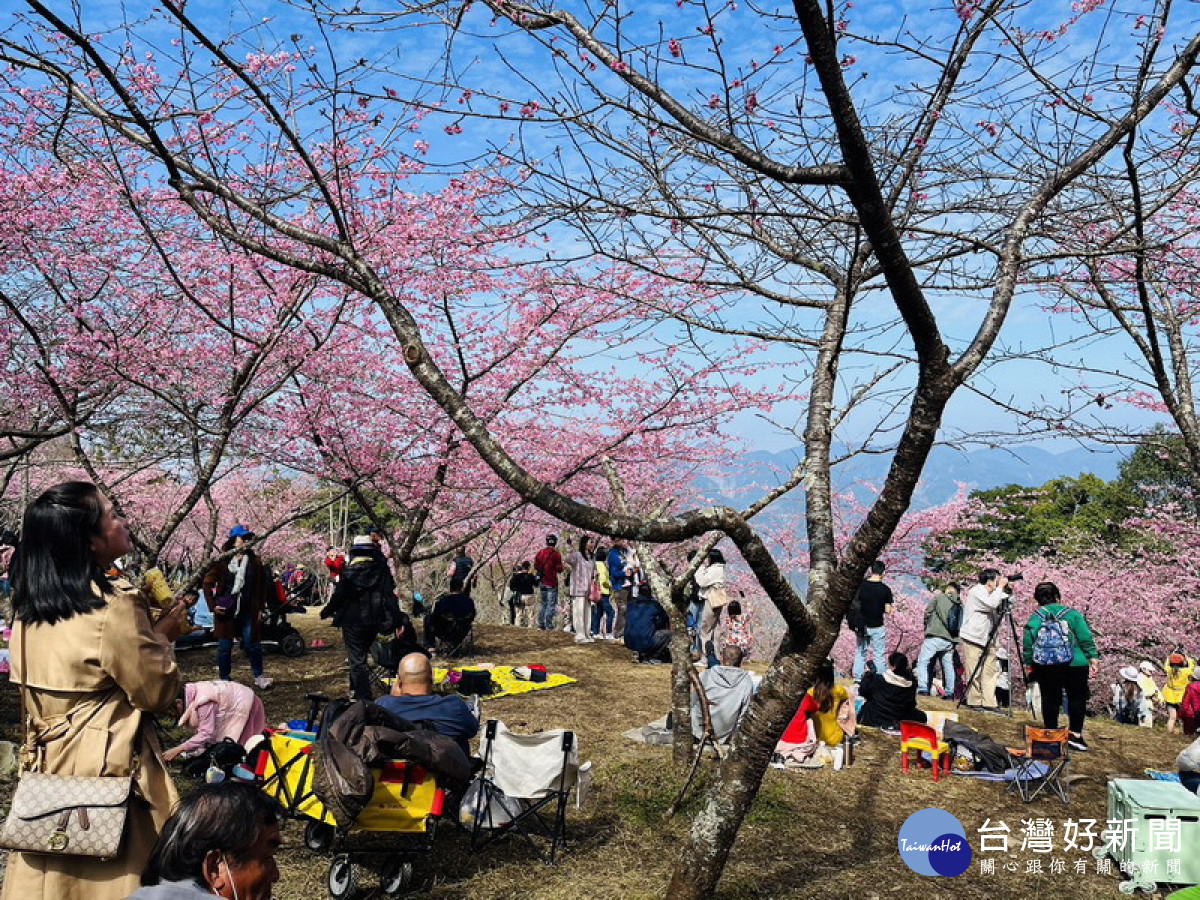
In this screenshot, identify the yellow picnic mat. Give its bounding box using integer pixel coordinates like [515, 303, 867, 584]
[432, 664, 576, 699]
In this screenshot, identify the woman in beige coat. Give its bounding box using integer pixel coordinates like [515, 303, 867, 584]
[4, 481, 187, 900]
[695, 548, 729, 666]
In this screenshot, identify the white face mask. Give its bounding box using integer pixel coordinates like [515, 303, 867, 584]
[218, 855, 239, 900]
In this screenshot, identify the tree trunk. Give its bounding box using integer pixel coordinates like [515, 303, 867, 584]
[393, 557, 417, 614]
[635, 541, 698, 766]
[669, 607, 697, 765]
[665, 632, 835, 899]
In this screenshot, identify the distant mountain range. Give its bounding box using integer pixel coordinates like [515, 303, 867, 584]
[695, 444, 1124, 515]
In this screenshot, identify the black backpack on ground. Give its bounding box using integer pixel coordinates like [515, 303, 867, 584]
[182, 737, 248, 780]
[943, 721, 1009, 773]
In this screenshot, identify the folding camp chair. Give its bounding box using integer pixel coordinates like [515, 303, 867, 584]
[426, 606, 475, 659]
[1005, 726, 1070, 803]
[467, 719, 579, 864]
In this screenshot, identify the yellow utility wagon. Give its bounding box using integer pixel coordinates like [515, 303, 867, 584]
[256, 726, 447, 899]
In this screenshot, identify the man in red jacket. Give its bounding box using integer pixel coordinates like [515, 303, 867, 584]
[533, 534, 564, 631]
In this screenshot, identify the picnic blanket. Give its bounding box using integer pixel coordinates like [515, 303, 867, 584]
[432, 665, 576, 699]
[952, 761, 1050, 782]
[1145, 768, 1183, 784]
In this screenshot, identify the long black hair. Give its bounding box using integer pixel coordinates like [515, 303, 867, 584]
[10, 481, 112, 626]
[811, 658, 836, 713]
[141, 781, 281, 887]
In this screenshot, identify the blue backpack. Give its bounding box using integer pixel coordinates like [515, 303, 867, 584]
[1032, 609, 1074, 665]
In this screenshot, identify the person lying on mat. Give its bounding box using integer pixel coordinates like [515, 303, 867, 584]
[375, 652, 480, 756]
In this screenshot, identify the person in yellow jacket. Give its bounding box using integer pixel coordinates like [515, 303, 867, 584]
[590, 545, 616, 640]
[1164, 651, 1196, 734]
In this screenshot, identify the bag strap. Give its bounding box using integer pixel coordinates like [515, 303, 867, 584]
[14, 620, 143, 777]
[935, 597, 954, 633]
[17, 625, 26, 753]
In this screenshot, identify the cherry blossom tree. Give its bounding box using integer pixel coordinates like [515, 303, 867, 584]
[0, 94, 353, 569]
[2, 1, 1196, 895]
[919, 491, 1200, 701]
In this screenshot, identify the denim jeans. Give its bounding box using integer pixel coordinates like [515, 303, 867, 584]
[217, 616, 264, 680]
[853, 625, 887, 681]
[916, 636, 956, 694]
[538, 586, 558, 630]
[590, 595, 615, 635]
[686, 599, 704, 655]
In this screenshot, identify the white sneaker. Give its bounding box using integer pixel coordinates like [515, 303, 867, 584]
[604, 634, 616, 641]
[574, 636, 589, 644]
[563, 625, 573, 633]
[254, 676, 273, 690]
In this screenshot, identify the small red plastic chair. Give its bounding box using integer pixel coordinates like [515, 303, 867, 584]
[899, 720, 952, 782]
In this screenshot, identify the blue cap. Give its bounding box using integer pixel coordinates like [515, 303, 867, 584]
[229, 525, 252, 539]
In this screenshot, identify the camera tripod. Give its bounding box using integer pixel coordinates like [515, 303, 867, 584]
[956, 596, 1027, 715]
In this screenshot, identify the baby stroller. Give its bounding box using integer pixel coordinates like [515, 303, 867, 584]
[261, 586, 307, 657]
[176, 590, 306, 658]
[256, 695, 458, 898]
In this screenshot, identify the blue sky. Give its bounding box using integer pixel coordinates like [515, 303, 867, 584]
[10, 0, 1189, 466]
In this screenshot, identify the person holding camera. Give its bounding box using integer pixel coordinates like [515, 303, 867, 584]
[960, 568, 1010, 711]
[1021, 581, 1099, 752]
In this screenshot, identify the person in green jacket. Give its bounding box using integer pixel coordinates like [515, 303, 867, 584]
[1022, 581, 1100, 752]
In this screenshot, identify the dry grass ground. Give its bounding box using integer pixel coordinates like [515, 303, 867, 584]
[2, 610, 1195, 899]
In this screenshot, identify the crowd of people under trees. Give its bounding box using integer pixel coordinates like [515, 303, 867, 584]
[1, 481, 1199, 899]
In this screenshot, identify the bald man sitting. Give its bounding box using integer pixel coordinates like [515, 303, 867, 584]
[374, 652, 480, 756]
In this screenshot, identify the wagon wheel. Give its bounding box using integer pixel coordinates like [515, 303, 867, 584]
[327, 854, 364, 899]
[304, 819, 336, 853]
[379, 859, 414, 897]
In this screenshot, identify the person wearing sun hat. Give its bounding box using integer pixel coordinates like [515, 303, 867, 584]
[1111, 665, 1150, 726]
[203, 525, 272, 690]
[321, 535, 400, 699]
[1136, 660, 1162, 727]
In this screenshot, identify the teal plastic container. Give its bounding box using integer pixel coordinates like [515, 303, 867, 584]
[1103, 779, 1200, 890]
